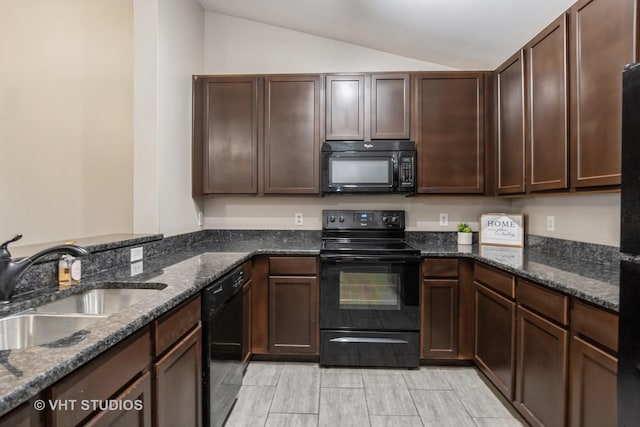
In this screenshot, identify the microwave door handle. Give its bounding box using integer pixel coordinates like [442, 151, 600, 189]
[392, 155, 399, 189]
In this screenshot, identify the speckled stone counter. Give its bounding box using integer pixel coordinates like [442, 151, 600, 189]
[0, 231, 619, 417]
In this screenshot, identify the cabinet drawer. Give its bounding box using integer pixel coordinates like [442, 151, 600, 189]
[269, 256, 317, 275]
[423, 258, 459, 278]
[474, 262, 515, 298]
[517, 278, 569, 326]
[571, 300, 618, 353]
[154, 295, 201, 356]
[50, 326, 152, 427]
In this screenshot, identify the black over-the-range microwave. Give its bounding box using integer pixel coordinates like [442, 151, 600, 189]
[321, 140, 416, 195]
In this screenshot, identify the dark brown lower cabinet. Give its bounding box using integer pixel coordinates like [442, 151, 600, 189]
[569, 335, 618, 427]
[515, 306, 568, 427]
[421, 279, 458, 358]
[49, 326, 153, 427]
[85, 372, 152, 427]
[0, 399, 44, 427]
[474, 282, 516, 399]
[154, 324, 202, 427]
[269, 276, 318, 354]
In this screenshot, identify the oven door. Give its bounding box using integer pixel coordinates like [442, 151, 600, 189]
[320, 254, 420, 331]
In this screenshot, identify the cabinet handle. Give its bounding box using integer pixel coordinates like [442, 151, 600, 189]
[330, 337, 409, 344]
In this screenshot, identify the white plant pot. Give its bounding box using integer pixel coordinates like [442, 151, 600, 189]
[457, 232, 472, 245]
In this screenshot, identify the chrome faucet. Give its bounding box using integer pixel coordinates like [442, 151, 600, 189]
[0, 234, 90, 303]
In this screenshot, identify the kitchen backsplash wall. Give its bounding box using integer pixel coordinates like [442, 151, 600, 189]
[203, 195, 512, 232]
[203, 193, 621, 247]
[512, 193, 620, 247]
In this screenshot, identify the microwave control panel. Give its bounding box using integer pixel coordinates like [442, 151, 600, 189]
[399, 155, 415, 187]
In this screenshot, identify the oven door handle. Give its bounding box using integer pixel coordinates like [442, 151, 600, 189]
[330, 337, 410, 344]
[320, 254, 420, 263]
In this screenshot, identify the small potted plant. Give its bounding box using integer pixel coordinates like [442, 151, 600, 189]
[457, 223, 473, 245]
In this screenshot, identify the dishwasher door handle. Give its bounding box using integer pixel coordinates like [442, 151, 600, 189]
[329, 337, 409, 344]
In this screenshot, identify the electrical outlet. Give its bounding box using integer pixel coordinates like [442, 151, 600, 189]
[294, 213, 304, 226]
[439, 213, 449, 226]
[547, 215, 555, 232]
[130, 247, 143, 263]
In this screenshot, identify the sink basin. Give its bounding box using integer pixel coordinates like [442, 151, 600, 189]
[34, 288, 160, 315]
[0, 313, 107, 351]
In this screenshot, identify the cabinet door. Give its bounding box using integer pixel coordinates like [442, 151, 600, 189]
[526, 15, 569, 192]
[371, 73, 410, 139]
[474, 282, 516, 399]
[415, 72, 484, 193]
[569, 335, 618, 427]
[85, 372, 152, 427]
[154, 325, 202, 427]
[496, 51, 526, 195]
[569, 0, 636, 188]
[264, 75, 321, 194]
[201, 76, 259, 194]
[326, 74, 365, 140]
[421, 279, 459, 359]
[269, 276, 318, 354]
[515, 306, 568, 427]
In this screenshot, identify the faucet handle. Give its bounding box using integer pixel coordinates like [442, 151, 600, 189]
[0, 234, 23, 259]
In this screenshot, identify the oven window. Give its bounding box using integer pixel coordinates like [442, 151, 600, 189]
[330, 158, 392, 185]
[339, 271, 400, 310]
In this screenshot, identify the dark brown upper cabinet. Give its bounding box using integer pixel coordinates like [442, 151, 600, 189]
[569, 0, 636, 188]
[371, 73, 411, 139]
[414, 72, 485, 194]
[526, 15, 569, 192]
[325, 74, 365, 140]
[496, 51, 526, 195]
[325, 73, 410, 140]
[193, 76, 259, 196]
[264, 75, 322, 194]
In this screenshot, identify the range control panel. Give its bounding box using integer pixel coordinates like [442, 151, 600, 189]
[323, 210, 406, 230]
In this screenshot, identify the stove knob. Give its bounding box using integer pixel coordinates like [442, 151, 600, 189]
[391, 216, 399, 224]
[339, 215, 345, 223]
[382, 216, 389, 224]
[329, 215, 336, 223]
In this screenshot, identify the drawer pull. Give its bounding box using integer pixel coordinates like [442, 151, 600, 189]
[330, 337, 409, 344]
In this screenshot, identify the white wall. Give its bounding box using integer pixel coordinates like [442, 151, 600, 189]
[134, 0, 205, 237]
[0, 0, 133, 246]
[156, 0, 205, 236]
[204, 13, 456, 74]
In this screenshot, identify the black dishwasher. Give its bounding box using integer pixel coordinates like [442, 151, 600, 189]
[202, 265, 246, 427]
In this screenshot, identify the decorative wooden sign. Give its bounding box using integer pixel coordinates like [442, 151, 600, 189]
[479, 213, 524, 247]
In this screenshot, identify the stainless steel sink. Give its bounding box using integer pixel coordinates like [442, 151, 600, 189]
[0, 313, 107, 351]
[34, 288, 160, 315]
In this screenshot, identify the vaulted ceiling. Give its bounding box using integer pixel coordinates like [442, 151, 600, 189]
[198, 0, 577, 69]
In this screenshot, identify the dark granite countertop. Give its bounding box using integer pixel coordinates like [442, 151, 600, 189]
[0, 233, 619, 417]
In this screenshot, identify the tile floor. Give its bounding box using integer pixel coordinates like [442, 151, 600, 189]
[225, 362, 527, 427]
